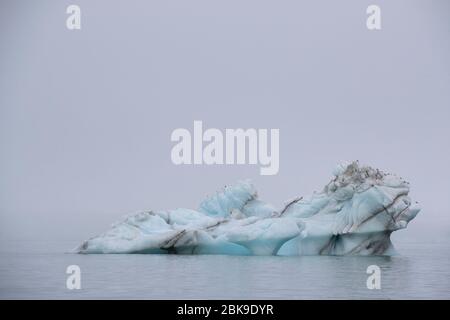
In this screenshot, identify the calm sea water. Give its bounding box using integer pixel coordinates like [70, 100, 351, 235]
[0, 239, 449, 299]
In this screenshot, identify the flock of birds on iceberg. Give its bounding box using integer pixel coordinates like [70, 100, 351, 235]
[76, 161, 420, 256]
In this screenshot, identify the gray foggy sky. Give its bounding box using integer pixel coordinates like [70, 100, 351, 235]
[1, 0, 449, 243]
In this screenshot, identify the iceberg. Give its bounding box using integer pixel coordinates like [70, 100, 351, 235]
[76, 161, 420, 255]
